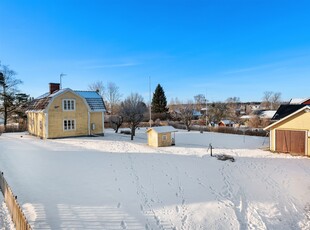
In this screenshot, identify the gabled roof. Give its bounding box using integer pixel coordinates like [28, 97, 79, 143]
[219, 120, 234, 125]
[27, 89, 106, 112]
[289, 98, 310, 104]
[271, 104, 307, 120]
[264, 106, 310, 131]
[147, 126, 177, 133]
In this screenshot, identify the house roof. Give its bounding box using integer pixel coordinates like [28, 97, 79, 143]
[271, 104, 307, 120]
[27, 89, 106, 112]
[260, 110, 277, 119]
[147, 126, 178, 133]
[75, 91, 106, 111]
[264, 105, 310, 131]
[289, 98, 310, 104]
[219, 120, 234, 125]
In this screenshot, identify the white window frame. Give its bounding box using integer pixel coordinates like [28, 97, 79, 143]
[63, 119, 76, 131]
[63, 99, 76, 111]
[162, 134, 167, 141]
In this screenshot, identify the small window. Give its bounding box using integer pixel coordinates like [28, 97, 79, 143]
[63, 119, 75, 131]
[162, 134, 167, 141]
[63, 99, 75, 111]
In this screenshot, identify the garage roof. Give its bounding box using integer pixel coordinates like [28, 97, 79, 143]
[264, 106, 310, 131]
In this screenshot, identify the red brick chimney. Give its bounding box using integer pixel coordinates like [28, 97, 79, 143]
[49, 83, 60, 94]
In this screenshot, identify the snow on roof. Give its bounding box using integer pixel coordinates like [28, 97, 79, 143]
[147, 126, 178, 133]
[260, 110, 276, 119]
[29, 89, 106, 112]
[220, 120, 234, 125]
[289, 98, 309, 104]
[75, 91, 102, 99]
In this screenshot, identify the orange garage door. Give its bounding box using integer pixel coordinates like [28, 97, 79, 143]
[275, 130, 306, 155]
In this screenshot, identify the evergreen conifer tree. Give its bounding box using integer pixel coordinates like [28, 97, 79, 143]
[151, 84, 168, 113]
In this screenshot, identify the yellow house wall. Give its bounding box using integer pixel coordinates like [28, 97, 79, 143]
[27, 111, 46, 139]
[47, 91, 89, 138]
[90, 112, 104, 135]
[147, 131, 158, 147]
[158, 132, 172, 147]
[269, 111, 310, 155]
[147, 131, 173, 147]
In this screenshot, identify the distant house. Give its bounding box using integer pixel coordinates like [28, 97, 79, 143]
[289, 98, 310, 105]
[264, 106, 310, 156]
[26, 83, 106, 139]
[218, 120, 234, 127]
[147, 126, 177, 147]
[241, 110, 276, 119]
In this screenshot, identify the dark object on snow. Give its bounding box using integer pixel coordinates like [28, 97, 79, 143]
[215, 154, 235, 162]
[120, 130, 131, 135]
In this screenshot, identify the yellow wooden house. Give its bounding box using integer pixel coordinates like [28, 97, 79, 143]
[147, 126, 177, 147]
[26, 83, 106, 139]
[264, 105, 310, 156]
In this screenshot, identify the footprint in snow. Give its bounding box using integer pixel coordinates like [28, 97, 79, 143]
[121, 220, 127, 229]
[182, 215, 187, 223]
[117, 202, 121, 208]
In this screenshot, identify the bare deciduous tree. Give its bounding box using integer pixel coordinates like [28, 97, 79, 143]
[120, 93, 147, 140]
[88, 81, 105, 98]
[194, 94, 207, 112]
[226, 97, 241, 124]
[171, 100, 194, 131]
[106, 82, 122, 114]
[110, 115, 123, 133]
[207, 102, 227, 125]
[271, 92, 281, 110]
[261, 91, 281, 110]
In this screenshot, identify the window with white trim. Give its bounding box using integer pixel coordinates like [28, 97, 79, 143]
[64, 119, 75, 131]
[162, 134, 167, 141]
[63, 99, 75, 111]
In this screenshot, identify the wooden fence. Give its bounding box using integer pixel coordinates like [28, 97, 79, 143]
[0, 171, 32, 230]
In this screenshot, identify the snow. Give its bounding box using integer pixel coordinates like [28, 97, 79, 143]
[147, 126, 177, 134]
[0, 197, 15, 230]
[0, 129, 310, 229]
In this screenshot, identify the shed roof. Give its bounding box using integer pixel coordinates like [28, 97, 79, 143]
[264, 105, 310, 131]
[271, 104, 307, 120]
[147, 126, 177, 134]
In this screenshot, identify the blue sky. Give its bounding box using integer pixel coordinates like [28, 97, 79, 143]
[1, 0, 310, 103]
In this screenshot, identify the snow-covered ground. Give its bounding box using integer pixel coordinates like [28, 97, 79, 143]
[0, 197, 15, 230]
[0, 129, 310, 229]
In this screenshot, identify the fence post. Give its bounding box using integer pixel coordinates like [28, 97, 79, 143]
[0, 170, 32, 230]
[209, 143, 213, 157]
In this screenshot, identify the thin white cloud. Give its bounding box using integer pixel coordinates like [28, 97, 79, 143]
[83, 62, 139, 69]
[223, 63, 277, 75]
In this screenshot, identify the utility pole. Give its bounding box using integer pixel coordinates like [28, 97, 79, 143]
[149, 76, 152, 128]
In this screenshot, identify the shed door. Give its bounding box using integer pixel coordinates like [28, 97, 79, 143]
[275, 130, 306, 155]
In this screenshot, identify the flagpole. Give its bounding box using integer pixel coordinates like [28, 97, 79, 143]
[149, 76, 152, 128]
